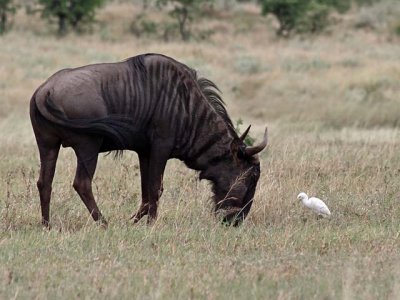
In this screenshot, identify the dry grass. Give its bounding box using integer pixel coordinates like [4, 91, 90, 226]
[1, 1, 400, 299]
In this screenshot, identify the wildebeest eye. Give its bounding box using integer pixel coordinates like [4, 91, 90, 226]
[254, 164, 260, 173]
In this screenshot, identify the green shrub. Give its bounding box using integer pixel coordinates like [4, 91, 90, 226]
[156, 0, 214, 41]
[0, 0, 17, 34]
[130, 13, 159, 38]
[258, 0, 351, 36]
[296, 1, 331, 34]
[38, 0, 105, 36]
[395, 23, 400, 36]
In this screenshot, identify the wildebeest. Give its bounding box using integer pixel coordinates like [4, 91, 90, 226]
[29, 53, 268, 227]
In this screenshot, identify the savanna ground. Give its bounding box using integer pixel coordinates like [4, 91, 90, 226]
[1, 1, 400, 299]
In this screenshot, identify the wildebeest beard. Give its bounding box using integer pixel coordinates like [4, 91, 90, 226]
[201, 159, 261, 226]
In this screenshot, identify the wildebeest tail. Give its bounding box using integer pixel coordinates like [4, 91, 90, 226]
[33, 92, 134, 149]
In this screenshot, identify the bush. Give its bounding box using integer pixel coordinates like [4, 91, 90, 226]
[156, 0, 214, 41]
[258, 0, 351, 36]
[38, 0, 105, 36]
[0, 0, 17, 35]
[394, 22, 400, 36]
[130, 13, 159, 38]
[296, 1, 331, 34]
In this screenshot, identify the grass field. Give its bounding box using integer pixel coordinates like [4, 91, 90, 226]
[1, 1, 400, 299]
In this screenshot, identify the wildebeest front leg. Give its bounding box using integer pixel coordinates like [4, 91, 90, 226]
[146, 156, 167, 224]
[72, 138, 107, 227]
[132, 152, 166, 224]
[131, 154, 150, 223]
[37, 143, 61, 227]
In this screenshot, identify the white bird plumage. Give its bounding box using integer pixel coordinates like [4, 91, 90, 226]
[297, 192, 331, 217]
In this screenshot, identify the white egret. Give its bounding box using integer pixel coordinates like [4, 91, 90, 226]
[297, 192, 331, 217]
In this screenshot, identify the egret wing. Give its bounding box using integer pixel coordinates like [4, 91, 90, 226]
[310, 197, 331, 216]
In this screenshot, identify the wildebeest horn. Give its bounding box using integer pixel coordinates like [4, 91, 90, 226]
[239, 125, 251, 142]
[245, 127, 268, 156]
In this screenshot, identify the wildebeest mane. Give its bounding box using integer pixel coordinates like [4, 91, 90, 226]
[195, 74, 238, 139]
[138, 53, 238, 139]
[197, 77, 231, 120]
[125, 54, 147, 79]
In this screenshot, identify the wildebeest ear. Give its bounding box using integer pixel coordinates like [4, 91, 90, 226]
[231, 124, 251, 161]
[230, 139, 246, 163]
[230, 139, 239, 158]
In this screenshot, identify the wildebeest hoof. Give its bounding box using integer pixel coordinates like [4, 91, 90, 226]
[97, 218, 108, 229]
[217, 208, 244, 227]
[147, 215, 157, 225]
[130, 212, 146, 224]
[131, 216, 143, 224]
[41, 219, 51, 230]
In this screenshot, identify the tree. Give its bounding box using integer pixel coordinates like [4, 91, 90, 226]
[0, 0, 17, 35]
[156, 0, 213, 41]
[258, 0, 351, 36]
[38, 0, 105, 36]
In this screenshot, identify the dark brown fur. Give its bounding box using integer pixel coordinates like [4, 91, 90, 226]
[29, 53, 268, 227]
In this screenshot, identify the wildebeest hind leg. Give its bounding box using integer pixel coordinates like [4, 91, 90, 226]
[37, 142, 61, 228]
[72, 138, 107, 227]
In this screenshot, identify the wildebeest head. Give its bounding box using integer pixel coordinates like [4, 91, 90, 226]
[200, 126, 268, 226]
